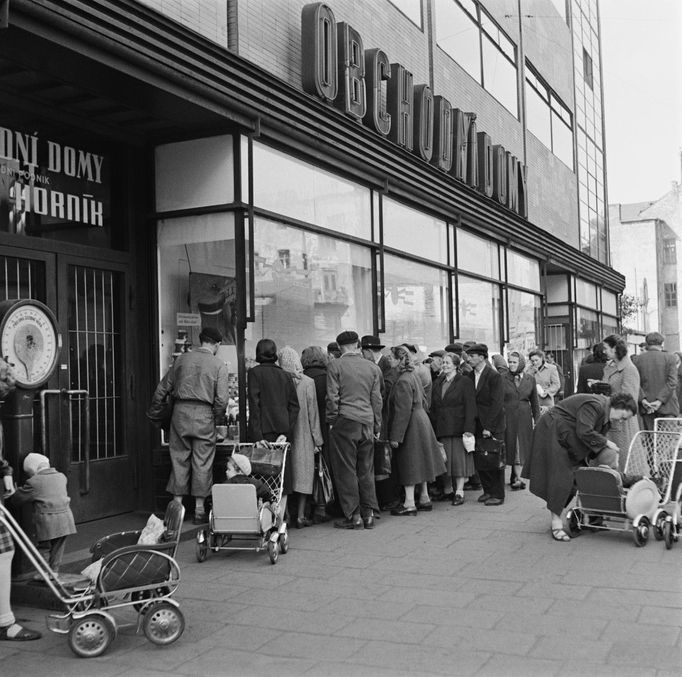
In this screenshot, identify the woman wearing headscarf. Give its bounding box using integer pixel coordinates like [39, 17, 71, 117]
[602, 335, 640, 470]
[430, 353, 476, 505]
[505, 352, 540, 490]
[387, 345, 446, 515]
[278, 346, 323, 528]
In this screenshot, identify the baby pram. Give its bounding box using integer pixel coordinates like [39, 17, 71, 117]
[650, 418, 682, 549]
[565, 430, 681, 546]
[0, 500, 186, 658]
[195, 441, 289, 565]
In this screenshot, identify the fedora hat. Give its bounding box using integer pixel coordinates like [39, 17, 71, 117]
[361, 335, 385, 349]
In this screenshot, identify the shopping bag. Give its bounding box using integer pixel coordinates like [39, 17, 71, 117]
[312, 454, 334, 505]
[373, 441, 392, 476]
[241, 443, 285, 475]
[473, 436, 506, 471]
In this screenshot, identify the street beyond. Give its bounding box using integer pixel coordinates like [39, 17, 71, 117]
[2, 486, 681, 677]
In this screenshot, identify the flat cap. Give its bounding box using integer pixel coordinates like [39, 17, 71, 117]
[199, 326, 223, 344]
[466, 342, 488, 357]
[361, 334, 385, 349]
[429, 350, 446, 358]
[327, 341, 340, 353]
[336, 330, 359, 346]
[444, 343, 463, 354]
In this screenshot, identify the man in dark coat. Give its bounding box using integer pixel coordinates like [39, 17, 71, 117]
[327, 330, 383, 529]
[635, 331, 679, 430]
[466, 343, 506, 505]
[523, 392, 637, 541]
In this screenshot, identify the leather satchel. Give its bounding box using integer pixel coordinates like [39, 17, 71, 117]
[473, 436, 506, 471]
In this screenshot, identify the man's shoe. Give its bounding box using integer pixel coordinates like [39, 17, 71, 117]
[363, 514, 375, 529]
[334, 515, 363, 529]
[390, 504, 418, 516]
[452, 494, 464, 506]
[381, 500, 402, 511]
[477, 493, 491, 503]
[484, 497, 504, 506]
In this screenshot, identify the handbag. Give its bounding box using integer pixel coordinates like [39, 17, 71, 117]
[146, 371, 174, 431]
[473, 436, 506, 471]
[240, 443, 285, 476]
[312, 454, 334, 506]
[373, 441, 392, 476]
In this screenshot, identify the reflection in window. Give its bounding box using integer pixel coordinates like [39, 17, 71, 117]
[506, 250, 540, 291]
[249, 219, 373, 355]
[457, 230, 499, 279]
[383, 198, 448, 263]
[576, 306, 599, 349]
[507, 289, 541, 354]
[602, 315, 618, 337]
[435, 0, 518, 117]
[458, 275, 501, 348]
[252, 143, 371, 239]
[383, 255, 449, 350]
[575, 278, 597, 307]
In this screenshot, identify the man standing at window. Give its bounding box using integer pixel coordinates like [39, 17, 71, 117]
[164, 327, 229, 524]
[327, 331, 383, 529]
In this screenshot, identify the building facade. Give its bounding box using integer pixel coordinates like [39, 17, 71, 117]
[0, 0, 623, 515]
[610, 182, 682, 351]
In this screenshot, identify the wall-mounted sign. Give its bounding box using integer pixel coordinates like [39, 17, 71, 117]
[0, 125, 110, 233]
[176, 313, 201, 327]
[301, 2, 528, 218]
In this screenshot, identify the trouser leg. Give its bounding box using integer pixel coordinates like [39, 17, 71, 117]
[357, 426, 379, 517]
[48, 536, 67, 572]
[329, 418, 360, 519]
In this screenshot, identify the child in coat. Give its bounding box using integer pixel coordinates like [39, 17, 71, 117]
[11, 453, 76, 573]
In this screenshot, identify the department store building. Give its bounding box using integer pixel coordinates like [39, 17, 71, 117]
[0, 0, 624, 515]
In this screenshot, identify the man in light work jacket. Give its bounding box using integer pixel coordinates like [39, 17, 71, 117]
[164, 326, 229, 524]
[327, 330, 383, 530]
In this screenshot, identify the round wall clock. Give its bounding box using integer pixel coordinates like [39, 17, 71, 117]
[0, 300, 60, 389]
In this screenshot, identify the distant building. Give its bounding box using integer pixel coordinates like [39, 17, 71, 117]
[610, 181, 682, 351]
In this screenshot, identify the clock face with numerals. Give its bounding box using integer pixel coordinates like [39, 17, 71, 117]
[0, 302, 59, 388]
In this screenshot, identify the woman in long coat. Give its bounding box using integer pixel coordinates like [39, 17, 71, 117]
[602, 335, 640, 470]
[387, 345, 446, 515]
[278, 346, 323, 528]
[522, 392, 638, 542]
[505, 352, 540, 490]
[430, 352, 476, 506]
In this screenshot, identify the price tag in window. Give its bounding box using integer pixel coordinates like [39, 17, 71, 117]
[176, 313, 201, 327]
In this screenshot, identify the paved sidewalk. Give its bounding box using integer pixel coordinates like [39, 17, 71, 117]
[2, 486, 681, 676]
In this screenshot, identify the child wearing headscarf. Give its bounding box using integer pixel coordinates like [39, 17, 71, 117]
[278, 346, 323, 528]
[11, 453, 76, 573]
[223, 452, 271, 501]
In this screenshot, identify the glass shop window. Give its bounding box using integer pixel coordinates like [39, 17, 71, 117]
[252, 143, 371, 240]
[506, 288, 541, 354]
[457, 274, 501, 348]
[506, 250, 541, 291]
[457, 230, 500, 279]
[576, 306, 599, 349]
[247, 219, 373, 356]
[383, 254, 450, 351]
[156, 212, 239, 402]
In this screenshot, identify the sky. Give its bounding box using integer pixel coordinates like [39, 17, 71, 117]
[600, 0, 682, 205]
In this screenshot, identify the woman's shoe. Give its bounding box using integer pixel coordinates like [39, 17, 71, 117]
[0, 624, 42, 641]
[551, 528, 571, 542]
[390, 504, 417, 516]
[296, 517, 313, 529]
[417, 502, 433, 512]
[437, 492, 455, 502]
[511, 480, 526, 491]
[452, 494, 464, 506]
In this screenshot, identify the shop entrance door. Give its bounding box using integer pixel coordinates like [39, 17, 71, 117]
[0, 247, 135, 522]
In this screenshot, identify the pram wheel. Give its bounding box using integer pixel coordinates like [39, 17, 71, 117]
[131, 587, 170, 613]
[663, 518, 674, 550]
[195, 529, 208, 562]
[566, 509, 581, 536]
[268, 538, 280, 564]
[279, 530, 289, 554]
[68, 612, 115, 658]
[142, 602, 185, 645]
[632, 516, 650, 547]
[653, 511, 668, 541]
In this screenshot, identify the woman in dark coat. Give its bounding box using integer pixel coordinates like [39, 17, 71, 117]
[430, 353, 476, 506]
[505, 352, 540, 490]
[576, 343, 608, 393]
[522, 392, 638, 542]
[387, 345, 446, 515]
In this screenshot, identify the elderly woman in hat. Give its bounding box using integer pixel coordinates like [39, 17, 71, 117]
[387, 345, 446, 515]
[523, 392, 638, 541]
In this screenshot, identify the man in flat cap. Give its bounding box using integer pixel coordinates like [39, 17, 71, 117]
[327, 330, 383, 529]
[428, 350, 446, 382]
[465, 343, 506, 506]
[161, 326, 229, 523]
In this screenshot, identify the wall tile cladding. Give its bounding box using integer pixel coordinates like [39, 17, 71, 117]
[237, 0, 431, 90]
[136, 0, 228, 46]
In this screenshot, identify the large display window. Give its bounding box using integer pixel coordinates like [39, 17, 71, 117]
[383, 255, 449, 350]
[247, 218, 373, 356]
[507, 288, 541, 353]
[457, 274, 501, 347]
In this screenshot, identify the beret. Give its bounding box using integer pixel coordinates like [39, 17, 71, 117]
[336, 330, 359, 346]
[199, 326, 223, 344]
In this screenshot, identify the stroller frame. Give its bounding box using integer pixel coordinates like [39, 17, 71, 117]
[196, 442, 289, 565]
[650, 418, 682, 549]
[0, 501, 185, 658]
[566, 429, 682, 546]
